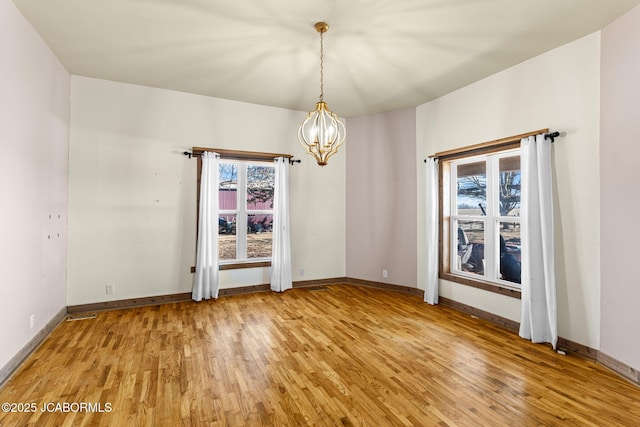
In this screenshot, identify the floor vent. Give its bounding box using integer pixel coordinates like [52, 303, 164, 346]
[66, 313, 98, 321]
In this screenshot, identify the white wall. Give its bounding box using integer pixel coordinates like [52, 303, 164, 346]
[416, 33, 601, 348]
[0, 0, 69, 369]
[600, 4, 640, 371]
[346, 108, 417, 286]
[67, 76, 345, 305]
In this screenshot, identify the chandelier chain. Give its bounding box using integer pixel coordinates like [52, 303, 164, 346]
[319, 29, 324, 102]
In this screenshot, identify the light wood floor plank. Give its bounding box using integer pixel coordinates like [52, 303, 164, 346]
[1, 284, 639, 426]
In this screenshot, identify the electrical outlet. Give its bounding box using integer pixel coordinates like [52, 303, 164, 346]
[106, 284, 115, 294]
[29, 314, 35, 329]
[299, 268, 304, 277]
[383, 269, 388, 278]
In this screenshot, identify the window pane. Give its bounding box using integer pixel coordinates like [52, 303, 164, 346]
[457, 161, 486, 215]
[219, 214, 236, 260]
[247, 165, 275, 210]
[457, 220, 484, 276]
[499, 156, 520, 217]
[247, 214, 273, 259]
[219, 163, 238, 210]
[499, 221, 521, 284]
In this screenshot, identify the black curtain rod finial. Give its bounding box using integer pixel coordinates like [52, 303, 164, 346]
[289, 159, 301, 165]
[545, 131, 561, 142]
[183, 151, 193, 159]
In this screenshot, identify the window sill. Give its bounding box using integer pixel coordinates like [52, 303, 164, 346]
[190, 261, 272, 273]
[439, 272, 521, 299]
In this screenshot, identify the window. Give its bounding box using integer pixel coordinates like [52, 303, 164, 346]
[448, 150, 521, 287]
[191, 147, 292, 272]
[218, 160, 275, 263]
[432, 129, 550, 297]
[440, 146, 521, 293]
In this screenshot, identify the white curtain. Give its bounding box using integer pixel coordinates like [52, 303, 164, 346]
[193, 151, 220, 301]
[424, 158, 440, 305]
[519, 134, 557, 349]
[270, 157, 292, 292]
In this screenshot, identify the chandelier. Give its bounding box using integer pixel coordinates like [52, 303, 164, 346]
[298, 22, 346, 167]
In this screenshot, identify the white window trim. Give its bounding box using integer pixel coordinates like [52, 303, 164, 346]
[219, 160, 275, 264]
[448, 149, 521, 289]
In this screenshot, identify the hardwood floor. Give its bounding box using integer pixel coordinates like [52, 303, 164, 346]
[1, 284, 639, 426]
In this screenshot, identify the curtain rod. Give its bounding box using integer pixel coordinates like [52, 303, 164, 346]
[183, 149, 301, 164]
[423, 130, 562, 163]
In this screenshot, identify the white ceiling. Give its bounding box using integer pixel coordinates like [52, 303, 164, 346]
[13, 0, 640, 118]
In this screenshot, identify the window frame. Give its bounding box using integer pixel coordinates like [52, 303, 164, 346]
[192, 147, 292, 271]
[434, 129, 547, 299]
[447, 150, 521, 287]
[218, 159, 275, 264]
